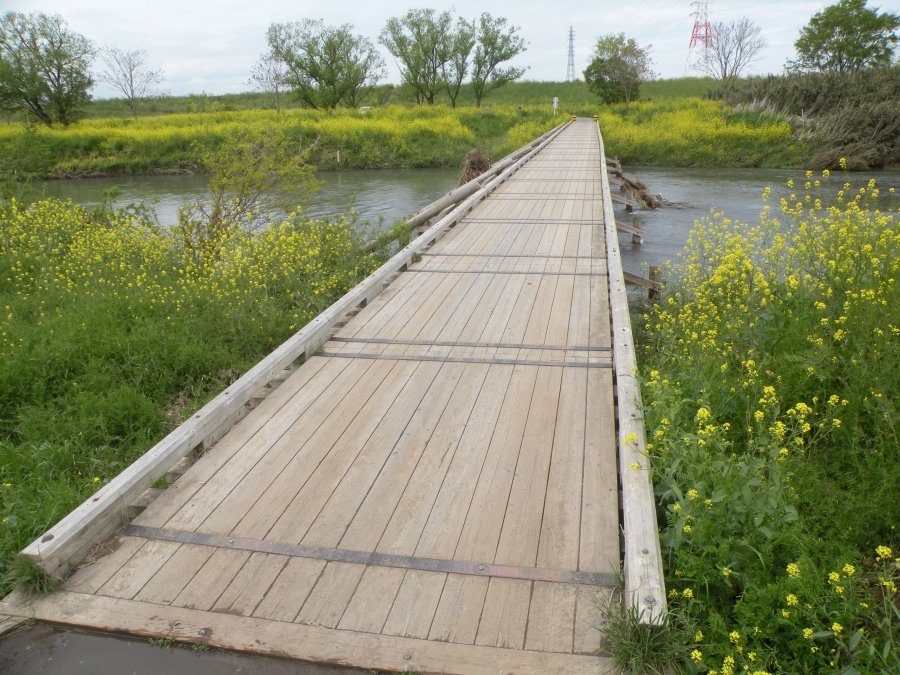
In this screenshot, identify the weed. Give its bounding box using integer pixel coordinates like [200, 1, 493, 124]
[148, 636, 175, 649]
[2, 558, 59, 596]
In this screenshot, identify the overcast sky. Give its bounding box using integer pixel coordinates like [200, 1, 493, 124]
[3, 1, 879, 98]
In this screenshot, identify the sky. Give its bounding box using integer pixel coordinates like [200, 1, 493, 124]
[2, 0, 881, 98]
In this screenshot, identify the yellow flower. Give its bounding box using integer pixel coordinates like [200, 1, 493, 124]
[690, 649, 703, 662]
[832, 623, 842, 635]
[802, 628, 813, 639]
[729, 630, 741, 644]
[687, 488, 699, 500]
[787, 563, 801, 578]
[828, 571, 840, 583]
[786, 594, 798, 606]
[695, 630, 704, 643]
[876, 545, 892, 561]
[683, 588, 694, 599]
[722, 567, 732, 577]
[781, 609, 791, 619]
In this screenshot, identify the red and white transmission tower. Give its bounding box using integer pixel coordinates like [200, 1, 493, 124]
[685, 0, 712, 74]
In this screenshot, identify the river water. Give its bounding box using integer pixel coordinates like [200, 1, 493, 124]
[33, 167, 900, 278]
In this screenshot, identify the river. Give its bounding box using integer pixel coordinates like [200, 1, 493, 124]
[33, 167, 899, 277]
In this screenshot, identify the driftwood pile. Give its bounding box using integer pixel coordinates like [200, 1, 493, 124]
[458, 149, 491, 185]
[606, 160, 662, 209]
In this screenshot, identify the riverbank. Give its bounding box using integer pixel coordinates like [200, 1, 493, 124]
[632, 174, 899, 673]
[0, 100, 807, 183]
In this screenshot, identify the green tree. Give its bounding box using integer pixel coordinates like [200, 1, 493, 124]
[380, 8, 454, 104]
[584, 34, 653, 104]
[267, 20, 384, 110]
[471, 13, 527, 108]
[789, 0, 899, 72]
[443, 18, 475, 108]
[0, 12, 93, 125]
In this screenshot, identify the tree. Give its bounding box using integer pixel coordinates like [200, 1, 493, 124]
[97, 46, 163, 117]
[267, 20, 384, 110]
[790, 0, 899, 72]
[380, 9, 454, 104]
[471, 13, 527, 108]
[177, 130, 317, 265]
[702, 18, 766, 96]
[443, 18, 475, 108]
[0, 12, 93, 125]
[248, 49, 288, 113]
[584, 34, 653, 104]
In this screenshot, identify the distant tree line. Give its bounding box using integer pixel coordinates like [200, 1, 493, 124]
[0, 9, 527, 126]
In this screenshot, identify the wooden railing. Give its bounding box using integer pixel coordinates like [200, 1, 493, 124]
[597, 122, 668, 625]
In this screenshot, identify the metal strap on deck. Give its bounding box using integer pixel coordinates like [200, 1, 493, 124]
[319, 351, 612, 369]
[460, 218, 600, 224]
[422, 253, 602, 259]
[329, 336, 611, 352]
[409, 269, 607, 276]
[123, 524, 617, 587]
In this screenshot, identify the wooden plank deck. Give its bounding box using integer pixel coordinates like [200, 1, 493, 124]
[1, 119, 651, 673]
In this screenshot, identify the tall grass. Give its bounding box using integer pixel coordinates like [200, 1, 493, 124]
[0, 197, 382, 594]
[0, 105, 562, 179]
[598, 98, 804, 167]
[638, 173, 899, 672]
[731, 66, 900, 169]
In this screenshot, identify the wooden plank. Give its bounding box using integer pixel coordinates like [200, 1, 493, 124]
[597, 123, 667, 623]
[537, 366, 588, 571]
[252, 556, 326, 623]
[172, 548, 251, 611]
[134, 543, 215, 604]
[211, 553, 287, 617]
[580, 369, 620, 573]
[0, 591, 612, 674]
[64, 535, 147, 594]
[164, 357, 385, 533]
[294, 561, 365, 628]
[96, 539, 181, 600]
[427, 573, 489, 644]
[297, 361, 446, 548]
[381, 569, 446, 639]
[337, 566, 405, 634]
[524, 581, 577, 653]
[493, 365, 562, 567]
[261, 361, 434, 544]
[474, 578, 531, 649]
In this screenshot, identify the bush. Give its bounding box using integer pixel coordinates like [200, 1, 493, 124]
[639, 173, 899, 672]
[731, 67, 900, 169]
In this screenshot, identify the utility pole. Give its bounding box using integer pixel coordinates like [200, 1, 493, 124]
[685, 0, 712, 74]
[566, 27, 576, 81]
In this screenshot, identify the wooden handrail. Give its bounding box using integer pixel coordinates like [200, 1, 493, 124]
[596, 122, 667, 624]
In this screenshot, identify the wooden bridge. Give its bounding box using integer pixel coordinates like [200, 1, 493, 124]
[2, 119, 664, 674]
